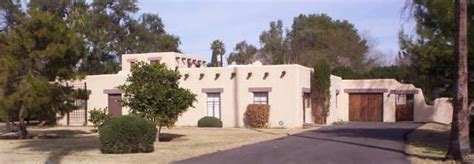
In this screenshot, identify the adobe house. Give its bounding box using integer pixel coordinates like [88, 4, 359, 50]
[59, 52, 452, 127]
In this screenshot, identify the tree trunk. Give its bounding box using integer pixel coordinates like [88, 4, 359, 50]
[157, 125, 162, 142]
[447, 0, 471, 161]
[18, 117, 28, 139]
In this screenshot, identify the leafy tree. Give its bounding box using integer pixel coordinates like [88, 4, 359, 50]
[119, 62, 196, 139]
[287, 14, 369, 69]
[259, 20, 289, 64]
[209, 40, 226, 67]
[255, 14, 377, 72]
[227, 41, 258, 65]
[311, 58, 331, 124]
[0, 9, 85, 138]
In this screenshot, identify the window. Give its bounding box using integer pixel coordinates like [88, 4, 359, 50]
[207, 93, 221, 119]
[303, 93, 311, 108]
[253, 92, 269, 104]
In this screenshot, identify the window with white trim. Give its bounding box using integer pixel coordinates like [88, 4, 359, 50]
[253, 92, 269, 104]
[207, 93, 221, 119]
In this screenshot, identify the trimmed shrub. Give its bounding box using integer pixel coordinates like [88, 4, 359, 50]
[99, 115, 157, 154]
[197, 116, 223, 128]
[244, 104, 270, 128]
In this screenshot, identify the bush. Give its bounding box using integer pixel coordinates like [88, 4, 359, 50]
[244, 104, 270, 128]
[88, 108, 111, 128]
[197, 116, 223, 128]
[99, 115, 157, 154]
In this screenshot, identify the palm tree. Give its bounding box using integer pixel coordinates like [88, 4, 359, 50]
[447, 0, 471, 161]
[210, 40, 226, 67]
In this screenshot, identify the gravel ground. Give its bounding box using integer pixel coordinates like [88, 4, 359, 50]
[0, 125, 315, 164]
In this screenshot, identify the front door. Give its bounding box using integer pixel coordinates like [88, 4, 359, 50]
[108, 94, 122, 117]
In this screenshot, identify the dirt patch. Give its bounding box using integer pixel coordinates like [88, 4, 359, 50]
[0, 125, 315, 164]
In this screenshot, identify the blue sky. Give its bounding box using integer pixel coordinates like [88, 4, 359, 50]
[138, 0, 414, 63]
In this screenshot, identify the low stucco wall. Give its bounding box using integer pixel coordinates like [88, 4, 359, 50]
[414, 97, 452, 124]
[328, 75, 453, 125]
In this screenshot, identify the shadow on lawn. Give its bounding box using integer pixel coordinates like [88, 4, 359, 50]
[159, 133, 186, 142]
[0, 129, 92, 139]
[6, 129, 99, 164]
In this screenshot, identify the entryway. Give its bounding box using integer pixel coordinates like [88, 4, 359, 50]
[348, 93, 383, 121]
[395, 94, 414, 121]
[107, 94, 122, 117]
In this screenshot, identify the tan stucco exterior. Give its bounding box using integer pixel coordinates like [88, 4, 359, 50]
[59, 52, 452, 127]
[60, 52, 311, 128]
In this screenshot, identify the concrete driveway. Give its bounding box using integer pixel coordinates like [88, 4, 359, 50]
[177, 122, 421, 164]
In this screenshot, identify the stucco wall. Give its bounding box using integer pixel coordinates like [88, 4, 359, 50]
[177, 63, 311, 128]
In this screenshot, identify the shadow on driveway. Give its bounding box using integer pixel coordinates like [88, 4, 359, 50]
[177, 122, 423, 164]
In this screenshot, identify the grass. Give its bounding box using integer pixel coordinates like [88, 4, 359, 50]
[405, 123, 474, 164]
[0, 124, 315, 164]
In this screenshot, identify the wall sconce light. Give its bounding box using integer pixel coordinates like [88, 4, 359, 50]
[336, 89, 340, 95]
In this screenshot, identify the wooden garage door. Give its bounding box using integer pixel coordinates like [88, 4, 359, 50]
[349, 93, 383, 121]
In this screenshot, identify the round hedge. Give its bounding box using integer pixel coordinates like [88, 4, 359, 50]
[197, 116, 223, 128]
[99, 115, 157, 154]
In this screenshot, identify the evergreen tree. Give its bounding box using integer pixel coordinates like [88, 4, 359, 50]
[311, 58, 331, 124]
[0, 9, 85, 138]
[25, 0, 181, 75]
[400, 0, 474, 101]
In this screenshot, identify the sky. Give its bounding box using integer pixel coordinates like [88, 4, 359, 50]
[138, 0, 415, 63]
